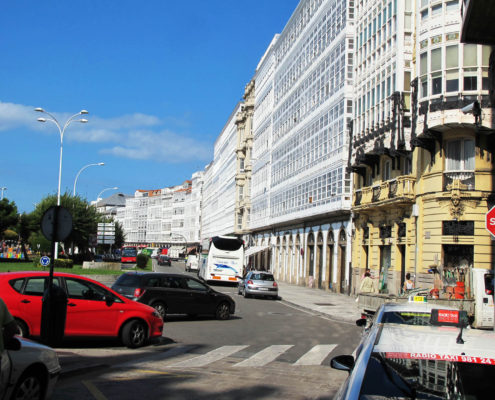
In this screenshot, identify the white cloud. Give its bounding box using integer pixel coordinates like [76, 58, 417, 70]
[0, 101, 212, 163]
[0, 102, 40, 131]
[101, 129, 212, 163]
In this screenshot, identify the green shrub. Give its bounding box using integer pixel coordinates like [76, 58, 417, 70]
[55, 258, 73, 268]
[136, 253, 149, 269]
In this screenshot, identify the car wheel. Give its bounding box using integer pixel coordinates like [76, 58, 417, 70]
[237, 286, 242, 295]
[11, 368, 45, 400]
[215, 302, 231, 320]
[15, 318, 29, 338]
[151, 301, 167, 320]
[122, 320, 147, 348]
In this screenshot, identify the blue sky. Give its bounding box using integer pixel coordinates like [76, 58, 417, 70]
[0, 0, 299, 213]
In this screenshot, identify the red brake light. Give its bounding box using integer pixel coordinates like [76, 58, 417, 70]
[133, 288, 145, 298]
[486, 289, 493, 295]
[273, 282, 278, 287]
[247, 280, 253, 285]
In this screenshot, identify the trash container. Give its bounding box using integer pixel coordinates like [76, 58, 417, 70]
[40, 283, 68, 347]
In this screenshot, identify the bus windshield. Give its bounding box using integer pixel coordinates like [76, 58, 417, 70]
[211, 236, 243, 251]
[122, 247, 137, 257]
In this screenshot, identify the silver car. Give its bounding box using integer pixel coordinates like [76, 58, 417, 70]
[1, 337, 61, 400]
[238, 271, 278, 299]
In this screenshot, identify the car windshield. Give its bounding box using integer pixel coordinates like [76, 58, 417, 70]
[251, 273, 274, 281]
[359, 351, 494, 399]
[381, 311, 432, 326]
[114, 274, 141, 287]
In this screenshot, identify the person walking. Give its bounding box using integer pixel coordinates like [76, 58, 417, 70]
[359, 272, 375, 293]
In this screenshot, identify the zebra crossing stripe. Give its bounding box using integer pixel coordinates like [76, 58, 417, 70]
[169, 345, 248, 368]
[293, 344, 337, 365]
[234, 345, 294, 367]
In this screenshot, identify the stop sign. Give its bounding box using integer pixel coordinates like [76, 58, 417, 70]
[486, 206, 495, 236]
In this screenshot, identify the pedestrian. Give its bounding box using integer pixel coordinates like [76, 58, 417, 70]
[403, 273, 414, 292]
[359, 272, 375, 293]
[361, 267, 371, 280]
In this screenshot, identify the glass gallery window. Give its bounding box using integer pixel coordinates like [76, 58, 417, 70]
[445, 138, 475, 172]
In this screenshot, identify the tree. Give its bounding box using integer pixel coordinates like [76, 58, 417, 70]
[29, 192, 100, 256]
[0, 198, 18, 241]
[18, 213, 34, 259]
[114, 220, 125, 249]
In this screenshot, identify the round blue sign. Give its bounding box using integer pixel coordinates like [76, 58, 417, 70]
[40, 256, 50, 267]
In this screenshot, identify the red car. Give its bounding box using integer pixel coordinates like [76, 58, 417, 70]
[0, 271, 163, 348]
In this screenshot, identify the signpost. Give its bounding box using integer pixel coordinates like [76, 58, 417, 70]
[97, 222, 115, 245]
[485, 206, 495, 237]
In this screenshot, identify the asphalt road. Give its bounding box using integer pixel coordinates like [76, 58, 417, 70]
[52, 260, 361, 399]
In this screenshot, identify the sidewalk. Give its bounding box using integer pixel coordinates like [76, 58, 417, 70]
[277, 282, 361, 324]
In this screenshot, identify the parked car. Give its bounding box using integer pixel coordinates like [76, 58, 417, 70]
[1, 336, 61, 400]
[238, 271, 278, 299]
[157, 255, 172, 266]
[331, 308, 495, 399]
[0, 271, 163, 348]
[111, 272, 235, 320]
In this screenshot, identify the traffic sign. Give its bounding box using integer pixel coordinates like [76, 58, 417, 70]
[40, 256, 50, 267]
[486, 206, 495, 236]
[41, 206, 73, 241]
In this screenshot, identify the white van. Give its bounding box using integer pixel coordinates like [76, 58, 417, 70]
[186, 254, 199, 272]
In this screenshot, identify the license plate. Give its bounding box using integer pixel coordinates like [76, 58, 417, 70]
[259, 287, 269, 291]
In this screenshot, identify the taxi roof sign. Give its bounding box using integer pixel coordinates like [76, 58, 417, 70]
[430, 309, 468, 327]
[408, 295, 427, 303]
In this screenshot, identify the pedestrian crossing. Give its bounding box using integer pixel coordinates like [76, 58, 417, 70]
[164, 344, 340, 369]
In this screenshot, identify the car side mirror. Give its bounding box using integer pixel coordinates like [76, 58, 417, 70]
[105, 295, 115, 307]
[356, 318, 367, 327]
[5, 337, 21, 351]
[330, 355, 355, 373]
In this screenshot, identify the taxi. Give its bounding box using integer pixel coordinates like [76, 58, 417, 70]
[332, 308, 495, 399]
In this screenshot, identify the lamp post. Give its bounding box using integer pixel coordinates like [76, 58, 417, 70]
[96, 187, 118, 204]
[73, 162, 104, 196]
[0, 187, 6, 200]
[35, 107, 89, 260]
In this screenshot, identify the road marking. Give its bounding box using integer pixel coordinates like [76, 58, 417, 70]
[234, 345, 293, 367]
[82, 380, 108, 400]
[293, 344, 337, 365]
[169, 345, 248, 368]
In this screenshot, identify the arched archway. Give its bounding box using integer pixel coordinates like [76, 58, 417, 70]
[295, 234, 301, 284]
[288, 235, 294, 283]
[275, 237, 281, 279]
[282, 236, 287, 281]
[316, 231, 324, 288]
[306, 232, 315, 287]
[337, 228, 347, 293]
[326, 231, 335, 290]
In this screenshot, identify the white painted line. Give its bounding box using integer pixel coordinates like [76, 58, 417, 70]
[293, 344, 337, 365]
[234, 345, 293, 367]
[169, 345, 248, 368]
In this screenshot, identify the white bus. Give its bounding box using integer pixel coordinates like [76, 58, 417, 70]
[198, 236, 244, 283]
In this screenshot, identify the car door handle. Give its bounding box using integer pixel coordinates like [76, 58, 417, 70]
[67, 303, 77, 307]
[21, 299, 30, 303]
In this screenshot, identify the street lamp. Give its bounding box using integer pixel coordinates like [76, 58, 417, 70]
[96, 187, 118, 204]
[35, 107, 89, 260]
[73, 162, 105, 196]
[0, 187, 6, 200]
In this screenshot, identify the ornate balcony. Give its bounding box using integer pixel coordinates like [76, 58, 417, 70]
[353, 175, 416, 209]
